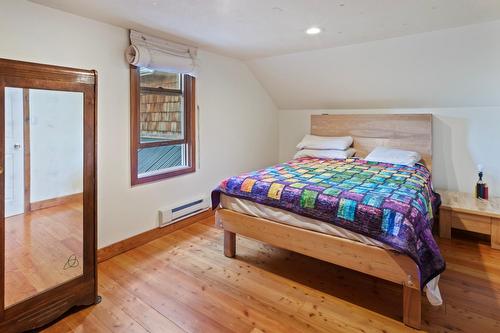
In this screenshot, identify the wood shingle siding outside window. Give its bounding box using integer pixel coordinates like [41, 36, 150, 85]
[140, 94, 181, 137]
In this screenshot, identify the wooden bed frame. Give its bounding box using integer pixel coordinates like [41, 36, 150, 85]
[216, 114, 433, 329]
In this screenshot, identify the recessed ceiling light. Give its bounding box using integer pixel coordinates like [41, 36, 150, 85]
[306, 27, 322, 35]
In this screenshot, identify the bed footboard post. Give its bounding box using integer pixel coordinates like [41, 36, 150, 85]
[403, 284, 421, 329]
[224, 230, 236, 258]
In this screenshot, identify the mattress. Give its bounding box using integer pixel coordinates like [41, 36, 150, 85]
[220, 193, 392, 249]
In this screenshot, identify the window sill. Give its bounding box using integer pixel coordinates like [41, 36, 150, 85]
[132, 165, 195, 186]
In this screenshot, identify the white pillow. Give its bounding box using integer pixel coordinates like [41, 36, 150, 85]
[364, 147, 421, 166]
[294, 148, 356, 160]
[296, 135, 353, 150]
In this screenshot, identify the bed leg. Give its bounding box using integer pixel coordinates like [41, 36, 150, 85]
[403, 285, 421, 329]
[224, 230, 236, 258]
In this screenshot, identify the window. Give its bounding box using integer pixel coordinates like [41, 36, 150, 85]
[130, 67, 196, 185]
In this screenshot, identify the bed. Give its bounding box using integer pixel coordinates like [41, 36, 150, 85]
[212, 114, 445, 329]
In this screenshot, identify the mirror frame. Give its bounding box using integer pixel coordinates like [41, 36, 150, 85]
[0, 58, 97, 332]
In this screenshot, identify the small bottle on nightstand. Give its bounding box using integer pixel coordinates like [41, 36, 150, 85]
[475, 164, 489, 200]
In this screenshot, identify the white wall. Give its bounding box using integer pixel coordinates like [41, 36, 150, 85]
[279, 108, 500, 196]
[0, 0, 278, 247]
[249, 20, 500, 109]
[30, 89, 84, 202]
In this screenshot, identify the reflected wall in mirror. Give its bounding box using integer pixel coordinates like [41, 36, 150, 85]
[4, 87, 84, 307]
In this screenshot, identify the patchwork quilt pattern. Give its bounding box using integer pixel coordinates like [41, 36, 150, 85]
[212, 157, 445, 288]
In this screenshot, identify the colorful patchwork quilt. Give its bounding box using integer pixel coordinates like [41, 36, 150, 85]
[212, 157, 445, 289]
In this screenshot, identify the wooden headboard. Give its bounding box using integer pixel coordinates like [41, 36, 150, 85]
[311, 114, 433, 170]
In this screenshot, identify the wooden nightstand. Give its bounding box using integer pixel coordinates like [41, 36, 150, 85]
[438, 190, 500, 249]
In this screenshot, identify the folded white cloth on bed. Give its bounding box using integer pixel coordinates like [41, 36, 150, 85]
[425, 275, 443, 306]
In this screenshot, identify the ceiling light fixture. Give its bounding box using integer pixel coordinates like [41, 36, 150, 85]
[306, 27, 322, 35]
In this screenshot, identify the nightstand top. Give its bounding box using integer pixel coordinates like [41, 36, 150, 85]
[437, 189, 500, 219]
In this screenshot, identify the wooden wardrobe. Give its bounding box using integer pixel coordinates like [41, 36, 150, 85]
[0, 58, 98, 332]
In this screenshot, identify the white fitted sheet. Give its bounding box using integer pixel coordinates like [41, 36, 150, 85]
[219, 193, 443, 306]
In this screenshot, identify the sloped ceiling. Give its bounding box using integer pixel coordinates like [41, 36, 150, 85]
[31, 0, 500, 59]
[249, 20, 500, 109]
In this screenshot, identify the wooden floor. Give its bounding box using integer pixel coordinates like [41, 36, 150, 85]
[42, 216, 500, 333]
[5, 199, 83, 307]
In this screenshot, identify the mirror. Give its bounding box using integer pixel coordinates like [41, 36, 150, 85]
[4, 87, 84, 307]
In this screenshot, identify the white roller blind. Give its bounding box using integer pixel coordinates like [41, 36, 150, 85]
[125, 30, 198, 75]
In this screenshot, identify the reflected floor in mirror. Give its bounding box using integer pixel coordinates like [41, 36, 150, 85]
[4, 196, 83, 307]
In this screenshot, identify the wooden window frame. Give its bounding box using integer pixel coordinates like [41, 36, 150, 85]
[130, 66, 196, 185]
